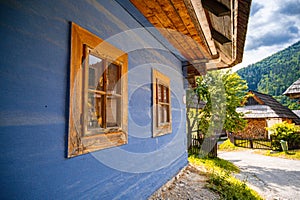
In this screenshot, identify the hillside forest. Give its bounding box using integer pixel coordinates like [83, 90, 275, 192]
[237, 41, 300, 109]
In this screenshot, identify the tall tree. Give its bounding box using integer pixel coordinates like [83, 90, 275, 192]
[222, 71, 249, 133]
[187, 70, 248, 157]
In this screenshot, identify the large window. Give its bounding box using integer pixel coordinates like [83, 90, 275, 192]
[152, 69, 172, 137]
[68, 23, 128, 158]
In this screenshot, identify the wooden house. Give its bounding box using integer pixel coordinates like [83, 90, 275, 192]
[284, 78, 300, 122]
[236, 91, 300, 139]
[0, 0, 251, 199]
[284, 78, 300, 102]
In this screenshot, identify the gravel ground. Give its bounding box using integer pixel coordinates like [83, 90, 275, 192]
[218, 150, 300, 200]
[148, 164, 220, 200]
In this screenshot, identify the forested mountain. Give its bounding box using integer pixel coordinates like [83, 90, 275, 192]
[237, 41, 300, 109]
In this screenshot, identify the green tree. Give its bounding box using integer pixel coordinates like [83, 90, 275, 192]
[187, 70, 248, 157]
[222, 71, 249, 133]
[197, 70, 248, 134]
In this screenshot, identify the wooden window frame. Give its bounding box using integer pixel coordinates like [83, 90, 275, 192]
[152, 69, 172, 137]
[68, 23, 128, 158]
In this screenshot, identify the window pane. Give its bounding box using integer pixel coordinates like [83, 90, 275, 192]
[87, 92, 104, 130]
[164, 105, 170, 122]
[106, 96, 120, 127]
[158, 105, 163, 124]
[163, 86, 168, 103]
[157, 83, 161, 102]
[88, 54, 104, 91]
[107, 63, 120, 94]
[158, 84, 165, 102]
[158, 105, 170, 125]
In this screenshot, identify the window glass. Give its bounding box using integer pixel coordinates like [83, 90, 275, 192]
[87, 92, 104, 130]
[88, 55, 104, 91]
[107, 63, 120, 94]
[106, 97, 120, 127]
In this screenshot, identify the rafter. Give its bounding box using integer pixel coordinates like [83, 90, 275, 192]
[201, 0, 230, 17]
[211, 28, 231, 44]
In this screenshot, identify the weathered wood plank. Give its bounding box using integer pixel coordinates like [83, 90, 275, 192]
[202, 0, 230, 17]
[131, 0, 197, 59]
[211, 28, 231, 44]
[143, 0, 199, 59]
[185, 0, 217, 57]
[169, 0, 207, 59]
[130, 0, 213, 60]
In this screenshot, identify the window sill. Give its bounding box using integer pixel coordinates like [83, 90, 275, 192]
[81, 131, 127, 151]
[68, 131, 127, 157]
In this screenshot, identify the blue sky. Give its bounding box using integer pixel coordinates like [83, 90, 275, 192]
[233, 0, 300, 71]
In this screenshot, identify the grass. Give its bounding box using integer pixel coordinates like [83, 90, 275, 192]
[189, 155, 263, 200]
[218, 139, 245, 151]
[254, 149, 300, 160]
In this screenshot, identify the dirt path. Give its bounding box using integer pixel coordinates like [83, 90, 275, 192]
[148, 165, 220, 200]
[218, 150, 300, 200]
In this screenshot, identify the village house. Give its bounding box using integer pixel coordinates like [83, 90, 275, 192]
[284, 78, 300, 102]
[0, 0, 251, 199]
[284, 78, 300, 118]
[236, 91, 300, 139]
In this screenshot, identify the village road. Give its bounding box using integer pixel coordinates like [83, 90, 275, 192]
[218, 150, 300, 200]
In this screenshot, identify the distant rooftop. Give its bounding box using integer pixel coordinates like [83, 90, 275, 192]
[237, 105, 290, 118]
[237, 90, 300, 125]
[293, 110, 300, 118]
[283, 78, 300, 99]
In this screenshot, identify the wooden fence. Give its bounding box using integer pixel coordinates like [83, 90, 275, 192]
[189, 135, 218, 157]
[228, 133, 271, 149]
[233, 137, 272, 149]
[228, 133, 300, 150]
[190, 133, 299, 154]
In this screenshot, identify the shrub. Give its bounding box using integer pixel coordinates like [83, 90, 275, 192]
[267, 122, 300, 150]
[218, 139, 241, 151]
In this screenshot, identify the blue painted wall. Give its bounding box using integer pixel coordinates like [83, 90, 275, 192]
[0, 0, 187, 199]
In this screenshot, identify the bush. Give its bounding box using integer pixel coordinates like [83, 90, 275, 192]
[218, 139, 242, 151]
[267, 122, 300, 150]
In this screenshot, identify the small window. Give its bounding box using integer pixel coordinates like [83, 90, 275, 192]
[152, 69, 172, 137]
[68, 23, 128, 157]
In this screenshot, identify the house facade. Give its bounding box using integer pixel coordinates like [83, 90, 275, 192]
[0, 0, 251, 199]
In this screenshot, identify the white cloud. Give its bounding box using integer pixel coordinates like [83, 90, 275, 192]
[233, 0, 300, 71]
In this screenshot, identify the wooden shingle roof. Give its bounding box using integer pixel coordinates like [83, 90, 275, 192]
[283, 78, 300, 99]
[238, 91, 300, 125]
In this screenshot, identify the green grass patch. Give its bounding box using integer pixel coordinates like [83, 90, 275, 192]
[255, 149, 300, 160]
[189, 155, 263, 200]
[218, 139, 244, 151]
[189, 155, 240, 173]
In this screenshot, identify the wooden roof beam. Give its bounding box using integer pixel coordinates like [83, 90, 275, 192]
[186, 0, 218, 57]
[211, 28, 232, 45]
[182, 60, 207, 78]
[201, 0, 231, 17]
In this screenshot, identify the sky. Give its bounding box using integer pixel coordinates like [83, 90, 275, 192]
[233, 0, 300, 71]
